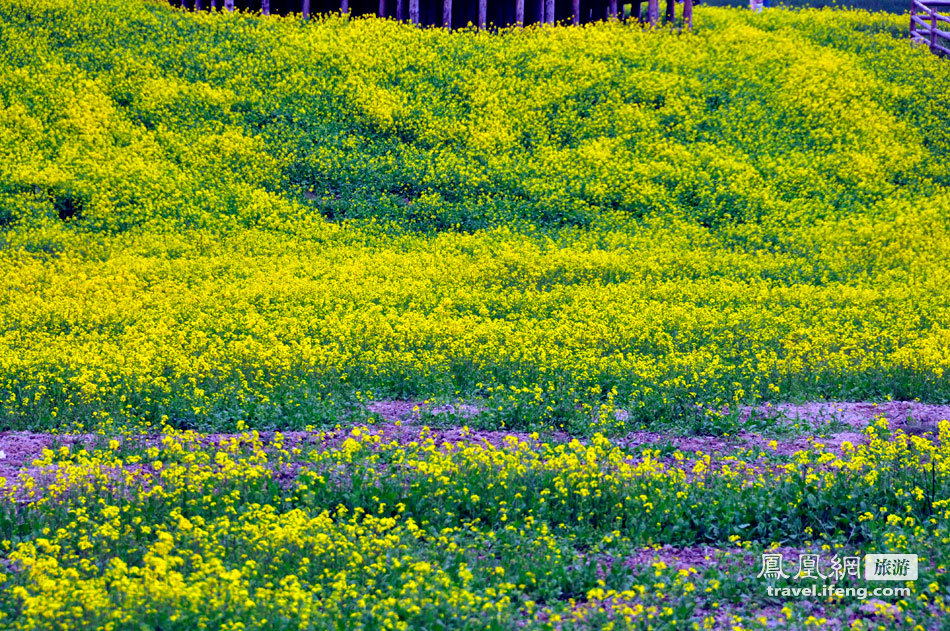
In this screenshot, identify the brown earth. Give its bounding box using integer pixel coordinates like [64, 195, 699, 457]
[2, 400, 948, 484]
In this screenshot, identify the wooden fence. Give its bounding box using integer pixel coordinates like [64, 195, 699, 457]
[911, 0, 950, 56]
[176, 0, 693, 30]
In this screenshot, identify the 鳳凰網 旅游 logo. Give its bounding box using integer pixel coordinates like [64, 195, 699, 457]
[757, 552, 916, 601]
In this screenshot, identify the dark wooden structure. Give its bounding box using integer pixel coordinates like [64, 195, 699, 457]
[176, 0, 692, 28]
[911, 0, 950, 56]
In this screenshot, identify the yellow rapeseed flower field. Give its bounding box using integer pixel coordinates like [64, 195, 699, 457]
[0, 0, 948, 433]
[2, 3, 950, 626]
[2, 420, 950, 628]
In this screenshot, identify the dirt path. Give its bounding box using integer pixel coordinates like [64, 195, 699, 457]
[2, 400, 948, 481]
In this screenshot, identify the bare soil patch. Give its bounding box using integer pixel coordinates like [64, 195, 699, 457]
[3, 400, 948, 483]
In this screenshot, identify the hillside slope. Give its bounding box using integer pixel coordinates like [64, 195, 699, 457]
[1, 0, 949, 432]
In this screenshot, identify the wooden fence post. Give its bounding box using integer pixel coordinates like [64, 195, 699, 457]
[478, 0, 487, 26]
[545, 0, 555, 23]
[910, 0, 917, 38]
[409, 0, 419, 24]
[516, 0, 525, 23]
[396, 0, 404, 20]
[931, 7, 938, 52]
[573, 0, 580, 23]
[303, 0, 310, 17]
[225, 0, 234, 11]
[378, 0, 385, 17]
[608, 0, 617, 18]
[342, 0, 349, 14]
[443, 0, 452, 27]
[262, 0, 270, 15]
[648, 0, 658, 24]
[683, 0, 692, 28]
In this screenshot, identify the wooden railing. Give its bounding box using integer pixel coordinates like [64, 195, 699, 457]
[179, 0, 693, 30]
[911, 0, 950, 56]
